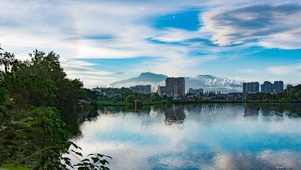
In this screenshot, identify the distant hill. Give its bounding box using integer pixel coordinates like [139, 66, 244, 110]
[110, 72, 242, 93]
[110, 72, 167, 89]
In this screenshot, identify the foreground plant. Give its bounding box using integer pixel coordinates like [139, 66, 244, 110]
[0, 107, 111, 170]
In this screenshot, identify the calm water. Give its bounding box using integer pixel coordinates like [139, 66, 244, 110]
[71, 103, 301, 169]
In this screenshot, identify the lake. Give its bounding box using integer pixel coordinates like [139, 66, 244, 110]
[71, 103, 301, 169]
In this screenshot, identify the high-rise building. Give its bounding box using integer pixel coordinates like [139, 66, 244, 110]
[243, 83, 247, 94]
[243, 82, 259, 94]
[157, 77, 185, 96]
[261, 80, 283, 93]
[273, 81, 283, 93]
[261, 81, 273, 93]
[254, 82, 260, 93]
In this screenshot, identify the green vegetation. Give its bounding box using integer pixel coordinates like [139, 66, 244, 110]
[246, 85, 301, 102]
[96, 85, 301, 105]
[96, 89, 167, 106]
[0, 46, 110, 169]
[174, 85, 301, 104]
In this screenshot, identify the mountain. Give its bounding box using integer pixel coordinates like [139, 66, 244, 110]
[110, 72, 243, 93]
[110, 72, 167, 88]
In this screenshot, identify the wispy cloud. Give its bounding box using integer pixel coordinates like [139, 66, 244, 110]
[60, 59, 115, 87]
[200, 3, 301, 49]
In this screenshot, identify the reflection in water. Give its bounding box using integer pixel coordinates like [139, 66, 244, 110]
[164, 105, 186, 125]
[243, 103, 286, 122]
[71, 103, 301, 169]
[244, 103, 260, 117]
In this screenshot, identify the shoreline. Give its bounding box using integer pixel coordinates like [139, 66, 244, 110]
[96, 100, 297, 106]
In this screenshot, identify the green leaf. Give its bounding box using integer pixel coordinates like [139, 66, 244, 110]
[81, 158, 90, 163]
[92, 157, 99, 163]
[99, 159, 109, 165]
[71, 149, 83, 157]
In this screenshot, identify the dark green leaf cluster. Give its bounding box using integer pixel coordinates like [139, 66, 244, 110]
[74, 153, 112, 170]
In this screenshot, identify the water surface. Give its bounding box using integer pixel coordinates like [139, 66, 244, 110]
[71, 103, 301, 169]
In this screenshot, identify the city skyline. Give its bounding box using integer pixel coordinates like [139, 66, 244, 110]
[1, 0, 301, 88]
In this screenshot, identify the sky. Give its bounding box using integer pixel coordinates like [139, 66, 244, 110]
[1, 0, 301, 88]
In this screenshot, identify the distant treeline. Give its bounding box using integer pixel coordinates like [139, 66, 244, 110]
[246, 85, 301, 102]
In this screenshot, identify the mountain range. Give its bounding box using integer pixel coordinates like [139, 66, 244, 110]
[110, 72, 243, 93]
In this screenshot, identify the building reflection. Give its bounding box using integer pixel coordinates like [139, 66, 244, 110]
[164, 104, 186, 125]
[244, 103, 286, 121]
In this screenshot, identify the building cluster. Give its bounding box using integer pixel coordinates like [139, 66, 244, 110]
[188, 88, 203, 96]
[242, 82, 259, 93]
[243, 81, 284, 94]
[130, 85, 151, 94]
[92, 77, 288, 102]
[157, 77, 185, 97]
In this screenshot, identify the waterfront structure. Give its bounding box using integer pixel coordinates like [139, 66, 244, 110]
[130, 85, 151, 94]
[157, 77, 185, 96]
[243, 82, 259, 94]
[134, 100, 143, 109]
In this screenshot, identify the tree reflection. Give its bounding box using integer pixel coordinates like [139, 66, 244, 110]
[244, 103, 260, 117]
[287, 103, 301, 117]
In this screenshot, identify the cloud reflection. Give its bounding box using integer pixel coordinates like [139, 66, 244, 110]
[71, 104, 301, 169]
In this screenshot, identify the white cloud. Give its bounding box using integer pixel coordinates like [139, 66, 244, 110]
[150, 28, 203, 42]
[2, 0, 301, 87]
[237, 69, 257, 73]
[60, 59, 115, 87]
[132, 53, 219, 78]
[266, 64, 301, 75]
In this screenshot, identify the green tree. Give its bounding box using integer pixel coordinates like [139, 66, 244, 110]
[126, 95, 135, 103]
[0, 87, 9, 103]
[289, 88, 296, 99]
[0, 47, 111, 169]
[296, 91, 301, 101]
[0, 51, 18, 74]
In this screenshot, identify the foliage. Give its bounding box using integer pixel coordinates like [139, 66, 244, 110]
[0, 87, 9, 103]
[0, 48, 84, 114]
[0, 46, 111, 169]
[0, 106, 111, 169]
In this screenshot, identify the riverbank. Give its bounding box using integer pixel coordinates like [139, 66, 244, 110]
[96, 100, 168, 106]
[96, 99, 295, 106]
[172, 99, 292, 104]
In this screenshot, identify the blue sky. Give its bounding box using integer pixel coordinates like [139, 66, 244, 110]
[1, 0, 301, 88]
